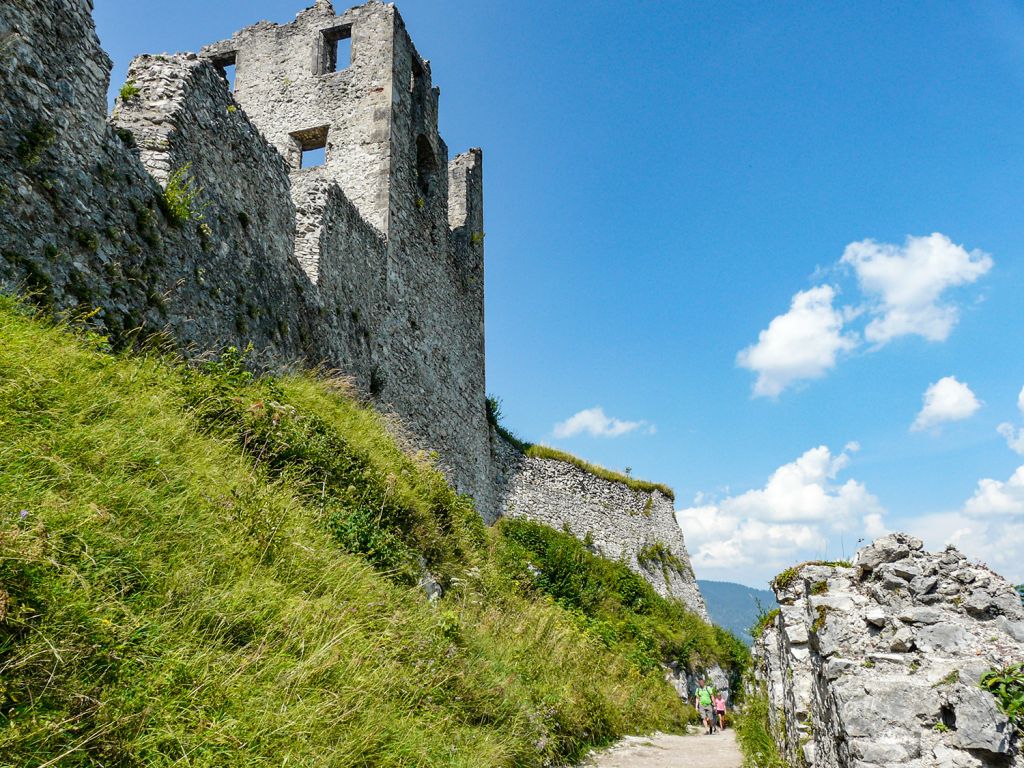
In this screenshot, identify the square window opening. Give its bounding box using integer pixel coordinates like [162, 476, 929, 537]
[289, 126, 330, 170]
[211, 52, 238, 91]
[302, 146, 326, 168]
[321, 26, 352, 73]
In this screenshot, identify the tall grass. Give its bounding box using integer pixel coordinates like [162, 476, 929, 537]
[496, 519, 748, 680]
[0, 297, 704, 766]
[733, 684, 787, 768]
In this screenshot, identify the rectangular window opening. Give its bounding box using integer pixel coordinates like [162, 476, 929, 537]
[221, 63, 237, 92]
[321, 26, 352, 74]
[410, 56, 424, 93]
[290, 125, 330, 170]
[211, 52, 238, 91]
[302, 146, 326, 168]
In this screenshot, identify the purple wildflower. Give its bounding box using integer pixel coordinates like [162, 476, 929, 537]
[19, 509, 28, 519]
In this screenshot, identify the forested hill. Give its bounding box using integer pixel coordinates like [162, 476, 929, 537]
[698, 580, 777, 644]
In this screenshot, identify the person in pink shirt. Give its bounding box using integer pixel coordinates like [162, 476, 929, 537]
[714, 692, 727, 730]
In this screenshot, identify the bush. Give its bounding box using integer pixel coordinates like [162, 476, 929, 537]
[496, 518, 748, 678]
[981, 663, 1024, 730]
[638, 541, 692, 582]
[119, 80, 141, 101]
[160, 163, 207, 225]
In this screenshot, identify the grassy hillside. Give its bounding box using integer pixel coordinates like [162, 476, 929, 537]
[0, 297, 744, 767]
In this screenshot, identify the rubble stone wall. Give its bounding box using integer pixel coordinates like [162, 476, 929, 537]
[0, 0, 492, 513]
[0, 0, 697, 613]
[492, 433, 709, 619]
[0, 0, 309, 369]
[753, 534, 1024, 768]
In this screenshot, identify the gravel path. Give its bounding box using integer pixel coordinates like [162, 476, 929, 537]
[582, 730, 743, 768]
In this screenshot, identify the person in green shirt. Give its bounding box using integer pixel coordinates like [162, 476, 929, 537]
[694, 678, 716, 734]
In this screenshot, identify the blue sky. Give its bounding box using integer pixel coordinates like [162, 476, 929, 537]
[95, 1, 1024, 588]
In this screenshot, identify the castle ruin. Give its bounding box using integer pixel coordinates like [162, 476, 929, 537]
[0, 0, 706, 617]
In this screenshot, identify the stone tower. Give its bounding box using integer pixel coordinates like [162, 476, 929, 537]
[201, 1, 493, 516]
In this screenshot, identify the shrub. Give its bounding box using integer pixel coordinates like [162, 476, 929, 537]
[638, 541, 692, 583]
[119, 80, 141, 101]
[750, 606, 780, 640]
[981, 663, 1024, 729]
[496, 518, 748, 677]
[160, 163, 208, 225]
[15, 121, 55, 167]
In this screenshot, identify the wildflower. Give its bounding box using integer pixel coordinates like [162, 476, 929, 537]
[19, 509, 28, 519]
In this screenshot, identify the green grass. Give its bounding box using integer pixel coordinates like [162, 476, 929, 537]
[0, 297, 712, 766]
[496, 519, 748, 680]
[486, 396, 674, 500]
[770, 560, 852, 592]
[733, 683, 786, 768]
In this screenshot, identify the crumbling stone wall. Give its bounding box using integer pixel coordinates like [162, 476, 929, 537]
[0, 0, 697, 601]
[492, 434, 709, 619]
[0, 0, 308, 368]
[753, 534, 1024, 768]
[198, 0, 492, 512]
[1, 0, 492, 513]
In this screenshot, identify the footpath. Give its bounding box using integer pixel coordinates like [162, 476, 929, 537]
[583, 730, 743, 768]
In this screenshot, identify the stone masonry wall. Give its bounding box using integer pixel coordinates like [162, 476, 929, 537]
[198, 0, 493, 514]
[753, 534, 1024, 768]
[1, 0, 493, 515]
[492, 434, 709, 619]
[0, 0, 309, 370]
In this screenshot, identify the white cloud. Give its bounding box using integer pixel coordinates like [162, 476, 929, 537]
[910, 376, 982, 432]
[997, 423, 1024, 455]
[841, 233, 993, 344]
[899, 463, 1024, 583]
[676, 444, 885, 583]
[736, 285, 857, 398]
[996, 385, 1024, 454]
[904, 508, 1024, 584]
[551, 407, 650, 439]
[963, 465, 1024, 518]
[737, 235, 993, 398]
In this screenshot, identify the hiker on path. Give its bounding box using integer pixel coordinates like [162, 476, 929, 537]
[694, 678, 716, 735]
[714, 692, 727, 731]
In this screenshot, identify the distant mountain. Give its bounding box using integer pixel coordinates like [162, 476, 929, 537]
[699, 580, 777, 644]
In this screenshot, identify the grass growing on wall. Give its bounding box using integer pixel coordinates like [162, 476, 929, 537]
[496, 518, 749, 680]
[0, 296, 701, 767]
[486, 396, 675, 500]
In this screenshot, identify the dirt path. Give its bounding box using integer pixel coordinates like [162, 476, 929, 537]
[582, 730, 743, 768]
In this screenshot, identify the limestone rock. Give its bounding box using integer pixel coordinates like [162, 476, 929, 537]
[753, 534, 1024, 767]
